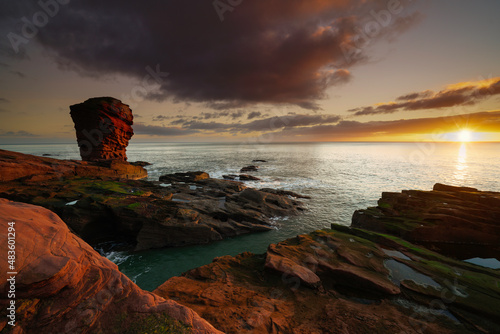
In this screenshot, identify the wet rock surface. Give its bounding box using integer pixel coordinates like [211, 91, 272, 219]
[240, 165, 259, 173]
[0, 199, 222, 334]
[70, 97, 134, 162]
[223, 174, 261, 181]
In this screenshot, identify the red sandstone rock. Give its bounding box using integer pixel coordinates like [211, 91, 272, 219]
[0, 199, 222, 334]
[264, 252, 321, 288]
[0, 149, 147, 181]
[70, 97, 134, 161]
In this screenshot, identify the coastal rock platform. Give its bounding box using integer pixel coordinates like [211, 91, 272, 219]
[155, 224, 500, 333]
[0, 149, 147, 182]
[0, 151, 306, 251]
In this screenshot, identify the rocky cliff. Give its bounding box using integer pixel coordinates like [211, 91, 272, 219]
[70, 97, 134, 161]
[0, 199, 222, 334]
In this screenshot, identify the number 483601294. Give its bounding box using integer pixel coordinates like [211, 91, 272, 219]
[7, 221, 16, 270]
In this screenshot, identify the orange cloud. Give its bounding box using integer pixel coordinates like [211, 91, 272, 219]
[350, 77, 500, 116]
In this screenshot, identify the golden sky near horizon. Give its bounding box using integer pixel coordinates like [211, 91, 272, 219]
[0, 1, 499, 143]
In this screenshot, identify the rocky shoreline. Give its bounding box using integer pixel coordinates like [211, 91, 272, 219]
[1, 162, 499, 332]
[0, 150, 306, 251]
[153, 185, 500, 333]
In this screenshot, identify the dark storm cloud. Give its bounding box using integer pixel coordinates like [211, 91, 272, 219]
[350, 78, 500, 116]
[0, 0, 420, 110]
[133, 123, 199, 136]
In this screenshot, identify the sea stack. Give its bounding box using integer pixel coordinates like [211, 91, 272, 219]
[70, 97, 134, 161]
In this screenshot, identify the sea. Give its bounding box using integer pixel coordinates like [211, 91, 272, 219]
[2, 141, 499, 291]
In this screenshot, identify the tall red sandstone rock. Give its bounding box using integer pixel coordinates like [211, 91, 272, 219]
[70, 97, 134, 161]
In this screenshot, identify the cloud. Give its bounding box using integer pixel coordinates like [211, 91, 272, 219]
[9, 70, 25, 78]
[0, 98, 10, 103]
[247, 111, 262, 120]
[200, 111, 230, 120]
[133, 123, 199, 136]
[178, 113, 342, 134]
[270, 111, 500, 140]
[152, 115, 183, 122]
[350, 78, 500, 116]
[0, 0, 420, 110]
[230, 111, 245, 119]
[0, 130, 38, 137]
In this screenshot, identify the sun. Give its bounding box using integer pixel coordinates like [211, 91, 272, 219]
[457, 129, 472, 142]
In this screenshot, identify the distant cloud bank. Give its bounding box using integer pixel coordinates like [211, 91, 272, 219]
[349, 77, 500, 116]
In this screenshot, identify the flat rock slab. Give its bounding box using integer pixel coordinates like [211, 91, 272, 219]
[0, 149, 147, 182]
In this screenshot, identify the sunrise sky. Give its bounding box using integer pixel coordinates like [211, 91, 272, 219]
[0, 0, 499, 143]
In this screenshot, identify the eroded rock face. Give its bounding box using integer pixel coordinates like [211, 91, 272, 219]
[0, 199, 222, 334]
[70, 97, 134, 161]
